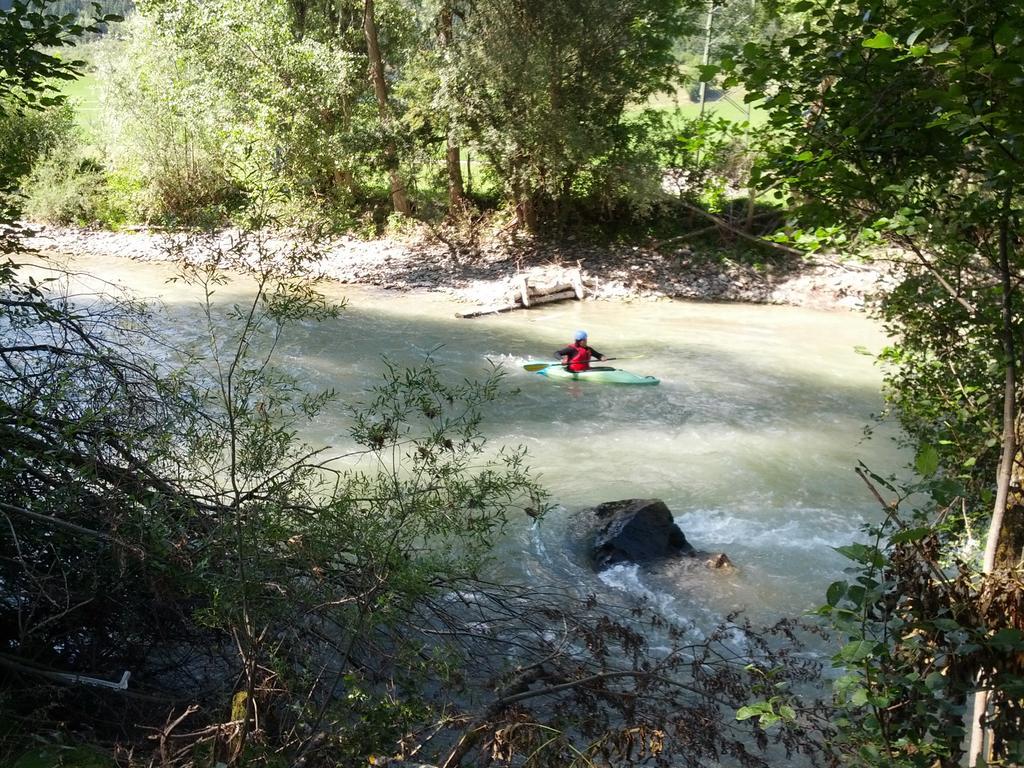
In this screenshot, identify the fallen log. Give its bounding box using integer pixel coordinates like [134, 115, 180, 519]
[455, 289, 577, 319]
[530, 288, 577, 304]
[532, 280, 574, 295]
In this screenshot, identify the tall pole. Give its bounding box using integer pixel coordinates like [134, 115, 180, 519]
[746, 0, 754, 121]
[698, 0, 715, 117]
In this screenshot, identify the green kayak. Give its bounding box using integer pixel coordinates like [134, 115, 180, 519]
[524, 362, 659, 385]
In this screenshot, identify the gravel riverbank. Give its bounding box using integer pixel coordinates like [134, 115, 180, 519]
[23, 223, 890, 313]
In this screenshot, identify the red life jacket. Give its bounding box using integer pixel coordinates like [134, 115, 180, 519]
[566, 342, 593, 371]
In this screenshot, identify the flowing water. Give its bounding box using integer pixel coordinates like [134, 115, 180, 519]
[43, 252, 908, 633]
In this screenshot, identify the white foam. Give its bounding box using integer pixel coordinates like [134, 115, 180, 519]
[675, 507, 868, 551]
[598, 564, 681, 619]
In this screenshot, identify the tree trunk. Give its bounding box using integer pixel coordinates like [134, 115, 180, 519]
[363, 0, 412, 216]
[982, 185, 1019, 576]
[446, 142, 464, 209]
[439, 3, 465, 209]
[969, 183, 1020, 766]
[994, 425, 1024, 569]
[517, 196, 537, 231]
[333, 167, 357, 198]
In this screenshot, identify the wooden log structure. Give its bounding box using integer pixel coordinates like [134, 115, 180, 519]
[517, 275, 531, 308]
[455, 270, 585, 319]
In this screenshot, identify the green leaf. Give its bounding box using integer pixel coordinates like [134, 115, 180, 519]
[795, 150, 814, 161]
[989, 628, 1024, 650]
[862, 31, 895, 49]
[839, 640, 876, 662]
[826, 580, 847, 606]
[915, 444, 940, 477]
[835, 543, 884, 567]
[833, 674, 859, 694]
[931, 478, 963, 505]
[994, 23, 1018, 47]
[697, 64, 720, 82]
[906, 28, 925, 46]
[860, 744, 882, 763]
[846, 584, 866, 607]
[736, 702, 772, 721]
[952, 35, 975, 51]
[867, 692, 891, 708]
[925, 671, 946, 690]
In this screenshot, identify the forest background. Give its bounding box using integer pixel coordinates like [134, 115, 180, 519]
[3, 0, 1024, 767]
[5, 0, 774, 241]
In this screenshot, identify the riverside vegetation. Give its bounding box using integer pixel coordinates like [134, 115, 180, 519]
[3, 1, 1024, 767]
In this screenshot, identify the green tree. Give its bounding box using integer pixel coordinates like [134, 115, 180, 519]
[732, 0, 1024, 762]
[437, 0, 465, 208]
[100, 13, 242, 223]
[362, 0, 412, 214]
[444, 0, 695, 230]
[1, 0, 119, 247]
[1, 0, 97, 115]
[124, 0, 422, 219]
[0, 104, 75, 183]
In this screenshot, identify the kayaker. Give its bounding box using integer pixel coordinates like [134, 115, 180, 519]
[557, 330, 605, 372]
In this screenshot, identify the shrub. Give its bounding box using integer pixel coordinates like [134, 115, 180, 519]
[94, 166, 147, 226]
[99, 14, 240, 224]
[21, 144, 107, 225]
[659, 115, 755, 209]
[0, 104, 76, 182]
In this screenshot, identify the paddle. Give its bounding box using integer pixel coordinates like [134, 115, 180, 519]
[523, 357, 640, 372]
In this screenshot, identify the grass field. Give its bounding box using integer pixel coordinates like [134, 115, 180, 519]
[640, 85, 768, 127]
[53, 39, 113, 138]
[57, 70, 104, 138]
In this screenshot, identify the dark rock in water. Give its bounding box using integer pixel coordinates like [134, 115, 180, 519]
[591, 499, 694, 566]
[589, 498, 732, 571]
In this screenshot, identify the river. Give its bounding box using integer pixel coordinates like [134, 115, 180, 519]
[46, 251, 908, 634]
